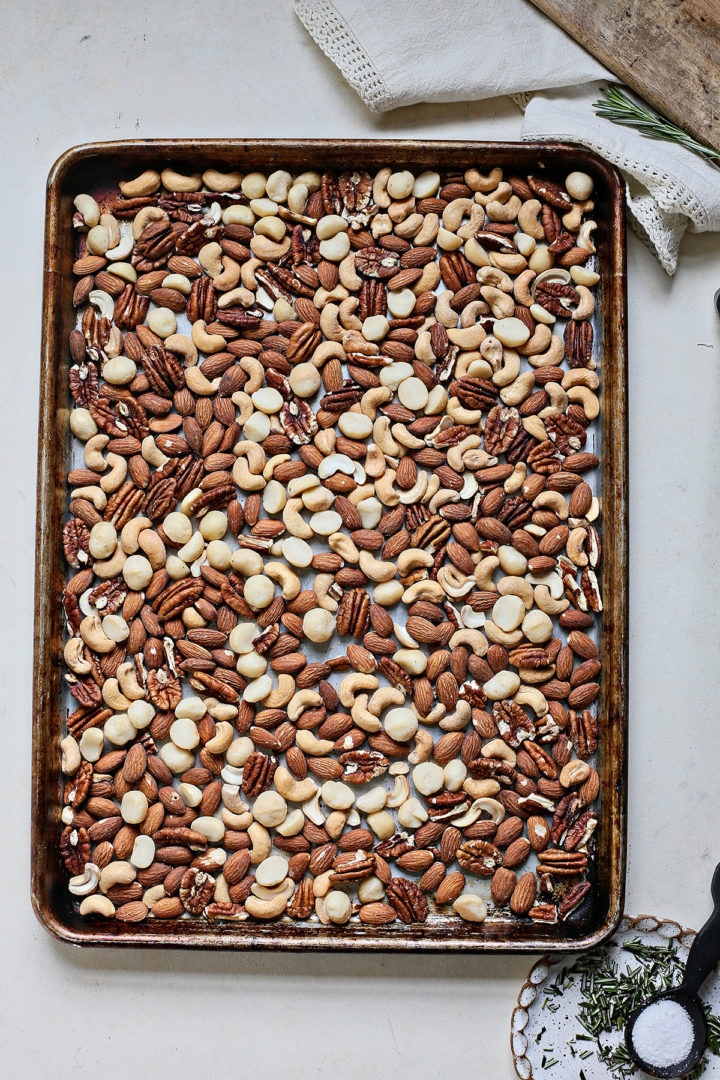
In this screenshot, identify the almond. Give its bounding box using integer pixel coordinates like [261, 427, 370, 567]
[436, 871, 466, 905]
[502, 837, 531, 870]
[510, 872, 537, 915]
[396, 849, 434, 872]
[151, 896, 184, 919]
[433, 731, 464, 766]
[492, 816, 522, 848]
[122, 742, 147, 784]
[526, 815, 550, 853]
[418, 861, 446, 892]
[358, 902, 397, 925]
[491, 866, 517, 905]
[115, 901, 149, 922]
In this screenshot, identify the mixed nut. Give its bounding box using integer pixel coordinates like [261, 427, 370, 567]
[59, 160, 602, 931]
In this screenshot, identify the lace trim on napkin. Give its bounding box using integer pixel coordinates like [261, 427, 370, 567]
[294, 0, 395, 112]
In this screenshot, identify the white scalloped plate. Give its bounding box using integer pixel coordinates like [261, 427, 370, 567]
[511, 915, 720, 1078]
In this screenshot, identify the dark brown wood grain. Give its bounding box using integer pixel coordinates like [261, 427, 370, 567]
[530, 0, 720, 155]
[32, 140, 628, 951]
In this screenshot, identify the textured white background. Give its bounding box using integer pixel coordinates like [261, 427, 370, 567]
[2, 2, 720, 1077]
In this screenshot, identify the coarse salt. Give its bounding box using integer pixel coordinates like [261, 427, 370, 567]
[631, 998, 695, 1069]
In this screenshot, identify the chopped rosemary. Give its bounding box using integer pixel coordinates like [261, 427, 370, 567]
[529, 935, 720, 1079]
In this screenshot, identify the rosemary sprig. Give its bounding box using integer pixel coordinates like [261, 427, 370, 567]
[593, 85, 720, 164]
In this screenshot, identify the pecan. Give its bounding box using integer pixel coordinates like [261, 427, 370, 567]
[386, 878, 429, 923]
[564, 319, 593, 367]
[493, 699, 535, 748]
[526, 175, 572, 210]
[178, 867, 216, 913]
[484, 405, 521, 455]
[449, 377, 496, 412]
[59, 825, 91, 875]
[545, 412, 587, 455]
[336, 588, 370, 638]
[558, 881, 591, 920]
[280, 398, 319, 445]
[355, 246, 399, 279]
[457, 839, 502, 877]
[339, 749, 389, 783]
[241, 753, 277, 797]
[69, 361, 99, 407]
[287, 879, 314, 920]
[145, 667, 182, 710]
[62, 518, 92, 569]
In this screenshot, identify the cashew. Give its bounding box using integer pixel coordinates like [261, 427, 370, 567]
[497, 575, 535, 609]
[492, 348, 521, 388]
[513, 269, 536, 307]
[566, 527, 590, 567]
[577, 220, 597, 252]
[191, 320, 226, 354]
[79, 614, 116, 654]
[99, 860, 136, 893]
[572, 285, 595, 320]
[287, 690, 323, 723]
[132, 205, 168, 239]
[245, 892, 288, 919]
[263, 674, 295, 709]
[102, 678, 133, 711]
[360, 387, 393, 422]
[567, 385, 600, 419]
[79, 895, 116, 917]
[351, 695, 382, 733]
[374, 470, 399, 507]
[264, 561, 301, 600]
[448, 628, 488, 655]
[119, 170, 161, 198]
[527, 334, 564, 369]
[273, 766, 318, 803]
[60, 735, 82, 774]
[474, 556, 500, 590]
[99, 452, 127, 493]
[486, 195, 521, 221]
[409, 729, 434, 765]
[517, 199, 544, 239]
[397, 471, 429, 506]
[438, 700, 472, 732]
[402, 579, 445, 604]
[68, 863, 100, 896]
[385, 775, 410, 808]
[203, 168, 243, 192]
[518, 323, 551, 357]
[541, 382, 569, 415]
[514, 686, 548, 717]
[368, 686, 406, 715]
[562, 368, 600, 390]
[84, 433, 109, 472]
[248, 822, 272, 865]
[534, 490, 569, 520]
[534, 585, 570, 615]
[64, 637, 92, 674]
[116, 661, 147, 701]
[339, 672, 378, 708]
[501, 371, 535, 406]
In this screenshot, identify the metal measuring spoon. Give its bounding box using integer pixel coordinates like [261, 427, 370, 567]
[625, 862, 720, 1077]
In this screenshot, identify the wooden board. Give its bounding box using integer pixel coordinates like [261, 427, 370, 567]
[529, 0, 720, 155]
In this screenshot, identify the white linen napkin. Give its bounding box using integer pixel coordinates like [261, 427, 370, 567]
[294, 0, 720, 273]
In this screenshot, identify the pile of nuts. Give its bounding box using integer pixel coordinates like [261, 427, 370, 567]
[59, 160, 602, 931]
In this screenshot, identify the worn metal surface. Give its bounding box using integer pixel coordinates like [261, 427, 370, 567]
[32, 140, 628, 950]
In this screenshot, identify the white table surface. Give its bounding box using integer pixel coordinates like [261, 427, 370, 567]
[3, 2, 720, 1076]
